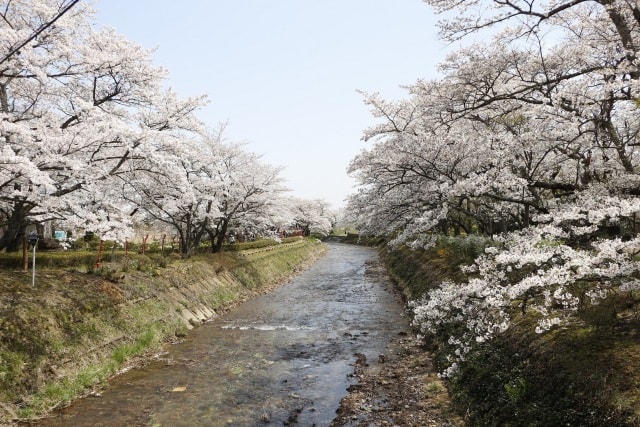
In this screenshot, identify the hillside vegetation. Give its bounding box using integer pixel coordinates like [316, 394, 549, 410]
[381, 237, 640, 426]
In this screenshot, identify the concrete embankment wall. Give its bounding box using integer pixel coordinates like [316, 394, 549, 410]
[0, 238, 326, 424]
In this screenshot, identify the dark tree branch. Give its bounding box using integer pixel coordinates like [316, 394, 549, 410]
[0, 0, 81, 66]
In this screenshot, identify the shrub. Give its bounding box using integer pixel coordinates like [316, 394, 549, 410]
[450, 325, 637, 426]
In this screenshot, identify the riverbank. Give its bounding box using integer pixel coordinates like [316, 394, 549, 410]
[332, 235, 640, 426]
[329, 236, 464, 426]
[331, 333, 463, 427]
[0, 237, 326, 425]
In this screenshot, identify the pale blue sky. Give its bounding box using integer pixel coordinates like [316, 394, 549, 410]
[93, 0, 448, 208]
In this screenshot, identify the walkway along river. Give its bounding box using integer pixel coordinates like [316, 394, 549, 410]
[37, 243, 411, 426]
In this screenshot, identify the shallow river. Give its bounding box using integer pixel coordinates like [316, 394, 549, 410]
[38, 243, 410, 426]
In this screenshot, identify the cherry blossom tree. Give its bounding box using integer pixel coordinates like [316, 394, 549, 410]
[119, 130, 219, 257]
[118, 120, 292, 256]
[286, 197, 335, 236]
[0, 0, 208, 250]
[349, 0, 640, 373]
[0, 0, 317, 259]
[202, 140, 289, 253]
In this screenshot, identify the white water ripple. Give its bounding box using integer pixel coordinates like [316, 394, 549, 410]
[221, 323, 316, 331]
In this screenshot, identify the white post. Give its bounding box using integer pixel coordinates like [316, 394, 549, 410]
[29, 231, 38, 287]
[32, 243, 36, 287]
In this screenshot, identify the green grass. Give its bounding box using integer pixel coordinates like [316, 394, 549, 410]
[202, 286, 242, 309]
[18, 362, 114, 419]
[111, 329, 159, 365]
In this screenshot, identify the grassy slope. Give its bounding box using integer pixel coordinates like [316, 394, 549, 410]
[0, 238, 326, 424]
[380, 238, 640, 427]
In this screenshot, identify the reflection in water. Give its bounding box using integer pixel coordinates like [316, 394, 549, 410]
[37, 243, 409, 426]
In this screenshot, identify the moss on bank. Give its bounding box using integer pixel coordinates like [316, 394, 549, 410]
[0, 237, 326, 425]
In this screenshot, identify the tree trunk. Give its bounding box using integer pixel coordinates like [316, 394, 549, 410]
[206, 229, 219, 253]
[0, 202, 30, 252]
[212, 218, 229, 253]
[176, 225, 191, 258]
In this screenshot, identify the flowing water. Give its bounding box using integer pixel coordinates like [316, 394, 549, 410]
[37, 243, 410, 426]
